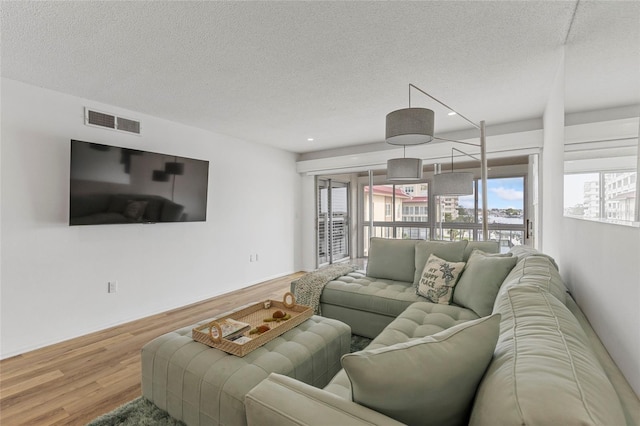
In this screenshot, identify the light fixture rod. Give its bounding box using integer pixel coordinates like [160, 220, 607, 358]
[433, 136, 480, 147]
[480, 121, 489, 240]
[409, 84, 481, 130]
[452, 147, 480, 162]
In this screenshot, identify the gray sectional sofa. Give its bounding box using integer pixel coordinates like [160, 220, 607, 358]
[246, 238, 640, 426]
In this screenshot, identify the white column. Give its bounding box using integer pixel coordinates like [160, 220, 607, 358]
[635, 118, 640, 222]
[300, 174, 317, 271]
[540, 47, 566, 259]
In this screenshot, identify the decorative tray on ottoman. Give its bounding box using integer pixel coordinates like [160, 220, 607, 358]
[192, 292, 313, 357]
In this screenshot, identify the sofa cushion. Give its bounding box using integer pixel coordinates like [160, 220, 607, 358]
[322, 272, 425, 318]
[342, 314, 500, 426]
[366, 238, 417, 283]
[453, 250, 517, 317]
[470, 285, 626, 426]
[413, 240, 468, 286]
[369, 301, 481, 348]
[500, 254, 568, 304]
[416, 254, 465, 304]
[509, 244, 559, 270]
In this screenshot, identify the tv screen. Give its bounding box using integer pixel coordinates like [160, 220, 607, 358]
[69, 140, 209, 225]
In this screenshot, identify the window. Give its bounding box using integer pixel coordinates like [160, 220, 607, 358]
[363, 183, 430, 255]
[564, 171, 637, 223]
[435, 177, 525, 247]
[362, 175, 527, 255]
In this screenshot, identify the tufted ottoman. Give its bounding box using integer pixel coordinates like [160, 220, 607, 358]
[141, 315, 351, 426]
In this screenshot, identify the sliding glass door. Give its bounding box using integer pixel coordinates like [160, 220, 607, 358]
[317, 178, 350, 267]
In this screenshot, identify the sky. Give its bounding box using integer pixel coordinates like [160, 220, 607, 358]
[458, 177, 524, 209]
[564, 173, 598, 207]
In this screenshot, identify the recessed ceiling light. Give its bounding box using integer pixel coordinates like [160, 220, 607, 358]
[447, 112, 457, 116]
[307, 138, 314, 142]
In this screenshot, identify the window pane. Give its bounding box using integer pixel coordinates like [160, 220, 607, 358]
[438, 194, 475, 223]
[400, 183, 429, 222]
[564, 173, 600, 219]
[604, 172, 636, 221]
[364, 185, 410, 221]
[479, 177, 525, 225]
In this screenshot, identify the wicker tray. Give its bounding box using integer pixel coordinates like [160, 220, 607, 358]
[192, 292, 313, 357]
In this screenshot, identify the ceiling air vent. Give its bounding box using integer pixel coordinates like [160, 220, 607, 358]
[85, 108, 142, 135]
[117, 117, 141, 134]
[86, 109, 115, 129]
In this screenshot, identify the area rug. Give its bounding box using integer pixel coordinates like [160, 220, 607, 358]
[88, 334, 372, 425]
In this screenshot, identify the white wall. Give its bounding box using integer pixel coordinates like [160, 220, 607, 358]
[559, 219, 640, 394]
[0, 79, 302, 358]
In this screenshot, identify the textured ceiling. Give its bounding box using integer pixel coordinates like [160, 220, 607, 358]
[1, 1, 638, 154]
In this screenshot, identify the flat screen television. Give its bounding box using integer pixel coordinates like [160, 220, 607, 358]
[69, 140, 209, 225]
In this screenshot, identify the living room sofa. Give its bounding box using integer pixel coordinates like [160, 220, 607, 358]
[245, 238, 640, 425]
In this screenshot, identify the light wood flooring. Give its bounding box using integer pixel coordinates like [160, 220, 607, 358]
[0, 273, 302, 426]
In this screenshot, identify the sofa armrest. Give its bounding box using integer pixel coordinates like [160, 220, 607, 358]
[245, 373, 404, 426]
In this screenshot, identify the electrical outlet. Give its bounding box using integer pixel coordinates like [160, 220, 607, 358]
[108, 281, 118, 293]
[250, 254, 254, 262]
[255, 253, 259, 262]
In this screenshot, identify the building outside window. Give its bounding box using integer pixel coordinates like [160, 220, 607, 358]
[564, 171, 637, 222]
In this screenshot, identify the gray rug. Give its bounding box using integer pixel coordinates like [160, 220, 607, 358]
[88, 334, 372, 426]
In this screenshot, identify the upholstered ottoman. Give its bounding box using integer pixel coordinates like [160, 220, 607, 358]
[141, 315, 351, 426]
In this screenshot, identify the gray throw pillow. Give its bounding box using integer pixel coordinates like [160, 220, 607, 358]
[342, 314, 501, 426]
[413, 240, 468, 286]
[453, 249, 517, 317]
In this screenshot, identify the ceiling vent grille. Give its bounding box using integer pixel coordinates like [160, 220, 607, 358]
[87, 109, 115, 129]
[85, 108, 142, 135]
[117, 117, 141, 134]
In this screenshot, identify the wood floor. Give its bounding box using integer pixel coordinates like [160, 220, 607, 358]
[0, 273, 301, 426]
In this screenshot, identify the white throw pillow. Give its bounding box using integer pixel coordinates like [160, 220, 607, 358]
[416, 254, 465, 304]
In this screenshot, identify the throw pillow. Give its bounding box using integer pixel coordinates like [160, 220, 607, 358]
[453, 249, 517, 317]
[123, 200, 148, 221]
[416, 254, 465, 304]
[413, 240, 468, 286]
[342, 314, 501, 426]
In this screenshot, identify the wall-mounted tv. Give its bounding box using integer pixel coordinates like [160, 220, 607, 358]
[69, 140, 209, 226]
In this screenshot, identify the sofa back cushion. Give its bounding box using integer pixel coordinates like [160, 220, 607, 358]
[453, 250, 517, 317]
[366, 238, 417, 283]
[413, 240, 468, 286]
[470, 285, 625, 426]
[509, 244, 559, 270]
[342, 314, 500, 426]
[500, 254, 568, 305]
[463, 241, 499, 261]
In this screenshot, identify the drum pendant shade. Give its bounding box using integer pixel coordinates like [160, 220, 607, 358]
[385, 108, 435, 145]
[433, 172, 474, 196]
[387, 158, 423, 181]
